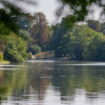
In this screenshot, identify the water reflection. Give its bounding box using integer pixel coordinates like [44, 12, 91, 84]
[0, 61, 105, 105]
[0, 65, 27, 104]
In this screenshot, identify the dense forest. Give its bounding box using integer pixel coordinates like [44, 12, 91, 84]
[1, 8, 105, 62]
[49, 19, 105, 61]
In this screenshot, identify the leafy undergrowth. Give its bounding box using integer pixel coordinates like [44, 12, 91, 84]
[34, 51, 54, 59]
[0, 60, 10, 64]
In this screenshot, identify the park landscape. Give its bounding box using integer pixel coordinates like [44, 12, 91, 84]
[0, 0, 105, 105]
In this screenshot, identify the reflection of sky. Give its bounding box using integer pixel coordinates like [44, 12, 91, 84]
[58, 62, 105, 66]
[2, 87, 105, 105]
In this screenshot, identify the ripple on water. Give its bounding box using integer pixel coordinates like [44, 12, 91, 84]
[0, 64, 27, 70]
[26, 60, 56, 63]
[58, 62, 105, 66]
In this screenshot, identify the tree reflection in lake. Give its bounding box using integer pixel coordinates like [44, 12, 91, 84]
[52, 63, 105, 103]
[0, 61, 105, 105]
[0, 65, 28, 103]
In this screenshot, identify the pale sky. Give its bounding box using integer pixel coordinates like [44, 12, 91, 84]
[14, 0, 62, 24]
[3, 0, 104, 24]
[7, 0, 72, 24]
[16, 0, 103, 24]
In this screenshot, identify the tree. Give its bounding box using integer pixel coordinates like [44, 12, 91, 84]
[84, 35, 105, 61]
[48, 19, 68, 57]
[28, 45, 42, 54]
[31, 12, 51, 50]
[100, 22, 105, 35]
[87, 20, 102, 32]
[50, 21, 105, 61]
[4, 35, 29, 62]
[57, 0, 104, 20]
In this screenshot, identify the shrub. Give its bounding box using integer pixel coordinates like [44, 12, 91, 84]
[29, 45, 42, 54]
[4, 35, 29, 62]
[0, 52, 3, 61]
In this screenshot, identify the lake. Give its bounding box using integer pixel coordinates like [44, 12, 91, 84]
[0, 60, 105, 105]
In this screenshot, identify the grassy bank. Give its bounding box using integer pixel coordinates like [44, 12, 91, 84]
[0, 60, 10, 64]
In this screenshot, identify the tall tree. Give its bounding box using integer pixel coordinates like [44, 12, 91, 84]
[87, 20, 102, 32]
[101, 22, 105, 35]
[31, 12, 51, 50]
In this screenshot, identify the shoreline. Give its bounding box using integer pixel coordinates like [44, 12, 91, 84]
[0, 60, 10, 64]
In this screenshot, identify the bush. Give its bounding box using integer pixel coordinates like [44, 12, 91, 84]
[29, 45, 42, 54]
[4, 35, 29, 62]
[18, 29, 31, 40]
[0, 52, 3, 60]
[27, 52, 32, 59]
[84, 36, 105, 61]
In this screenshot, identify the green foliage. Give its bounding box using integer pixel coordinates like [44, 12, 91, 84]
[18, 29, 31, 40]
[16, 13, 52, 54]
[29, 45, 42, 54]
[100, 22, 105, 35]
[0, 22, 12, 35]
[50, 23, 105, 61]
[27, 53, 32, 59]
[0, 8, 20, 33]
[0, 52, 3, 61]
[32, 12, 51, 50]
[49, 21, 68, 57]
[87, 20, 102, 32]
[84, 36, 105, 61]
[57, 0, 104, 22]
[4, 35, 29, 62]
[63, 16, 77, 29]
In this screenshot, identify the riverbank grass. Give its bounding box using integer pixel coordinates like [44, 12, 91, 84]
[0, 60, 10, 64]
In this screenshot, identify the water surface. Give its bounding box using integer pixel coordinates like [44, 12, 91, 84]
[0, 60, 105, 105]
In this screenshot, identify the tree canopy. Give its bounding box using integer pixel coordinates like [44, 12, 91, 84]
[0, 0, 105, 25]
[49, 19, 105, 61]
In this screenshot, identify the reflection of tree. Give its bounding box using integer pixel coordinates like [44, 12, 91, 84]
[82, 66, 105, 92]
[26, 62, 53, 101]
[0, 67, 28, 102]
[52, 64, 105, 100]
[1, 62, 105, 104]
